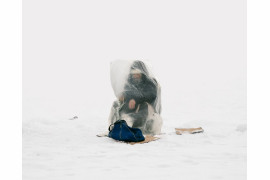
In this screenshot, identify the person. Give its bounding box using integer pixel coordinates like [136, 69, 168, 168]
[109, 60, 162, 135]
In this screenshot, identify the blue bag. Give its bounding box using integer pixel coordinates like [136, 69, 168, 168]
[108, 120, 145, 142]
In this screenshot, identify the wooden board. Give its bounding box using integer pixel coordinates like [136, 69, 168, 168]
[175, 127, 204, 135]
[128, 136, 160, 145]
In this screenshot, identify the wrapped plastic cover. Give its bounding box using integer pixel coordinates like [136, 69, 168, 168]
[109, 60, 162, 135]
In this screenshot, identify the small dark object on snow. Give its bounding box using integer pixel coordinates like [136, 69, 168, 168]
[69, 116, 78, 120]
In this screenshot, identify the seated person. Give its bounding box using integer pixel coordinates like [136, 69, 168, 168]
[109, 60, 162, 135]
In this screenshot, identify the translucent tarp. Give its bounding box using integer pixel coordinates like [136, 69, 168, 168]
[109, 60, 162, 135]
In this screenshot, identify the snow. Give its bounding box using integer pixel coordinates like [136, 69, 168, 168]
[23, 110, 246, 180]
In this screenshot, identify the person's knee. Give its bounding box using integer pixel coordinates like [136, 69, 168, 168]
[145, 119, 154, 131]
[112, 101, 119, 108]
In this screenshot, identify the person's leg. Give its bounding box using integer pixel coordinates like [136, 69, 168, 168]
[119, 102, 161, 135]
[143, 104, 163, 135]
[130, 102, 148, 128]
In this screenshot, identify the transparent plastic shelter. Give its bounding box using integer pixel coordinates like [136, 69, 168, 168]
[109, 60, 162, 135]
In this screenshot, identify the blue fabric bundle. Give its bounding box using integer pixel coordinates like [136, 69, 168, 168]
[108, 120, 145, 142]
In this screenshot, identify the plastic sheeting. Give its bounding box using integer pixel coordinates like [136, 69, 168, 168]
[109, 60, 162, 135]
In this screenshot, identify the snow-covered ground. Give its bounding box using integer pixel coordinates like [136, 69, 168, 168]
[23, 109, 246, 180]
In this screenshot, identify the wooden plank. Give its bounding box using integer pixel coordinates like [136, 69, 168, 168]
[175, 127, 204, 135]
[128, 136, 160, 145]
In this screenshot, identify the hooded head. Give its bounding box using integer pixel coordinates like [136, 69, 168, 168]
[128, 60, 149, 84]
[130, 60, 149, 76]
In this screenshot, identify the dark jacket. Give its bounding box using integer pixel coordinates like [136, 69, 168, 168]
[121, 61, 157, 113]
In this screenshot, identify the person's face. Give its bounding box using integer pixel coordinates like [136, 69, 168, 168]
[132, 73, 142, 80]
